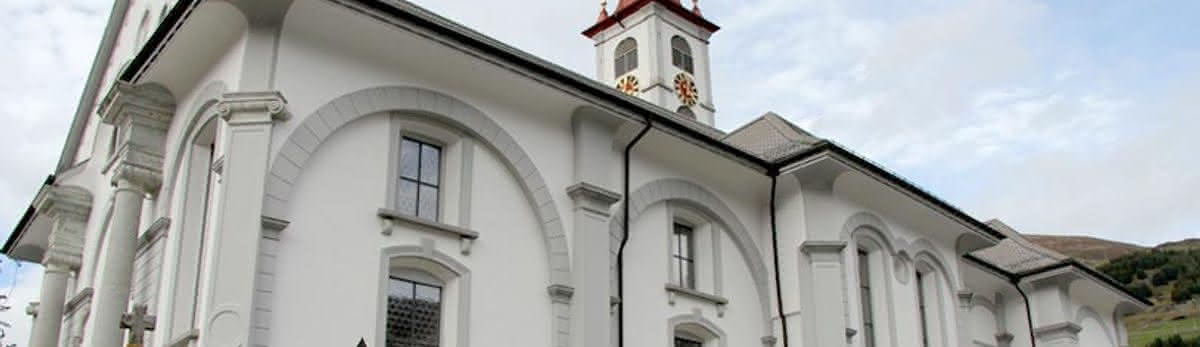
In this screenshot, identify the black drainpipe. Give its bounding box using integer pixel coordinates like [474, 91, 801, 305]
[768, 172, 791, 347]
[617, 118, 653, 347]
[963, 253, 1036, 347]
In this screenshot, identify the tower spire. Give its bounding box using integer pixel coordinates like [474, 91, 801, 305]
[692, 0, 702, 16]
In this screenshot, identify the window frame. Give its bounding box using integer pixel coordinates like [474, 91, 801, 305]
[386, 276, 444, 347]
[615, 38, 639, 77]
[858, 249, 877, 347]
[916, 271, 930, 347]
[672, 223, 697, 289]
[379, 252, 471, 347]
[398, 136, 443, 221]
[671, 36, 694, 74]
[386, 115, 474, 227]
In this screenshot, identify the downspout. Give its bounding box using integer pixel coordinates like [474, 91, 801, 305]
[1014, 282, 1038, 347]
[617, 118, 652, 347]
[962, 253, 1036, 347]
[768, 172, 791, 347]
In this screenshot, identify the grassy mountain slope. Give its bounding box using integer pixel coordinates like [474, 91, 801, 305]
[1028, 234, 1200, 347]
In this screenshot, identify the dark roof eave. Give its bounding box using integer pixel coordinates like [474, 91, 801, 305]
[963, 253, 1153, 308]
[2, 175, 55, 256]
[126, 0, 1004, 245]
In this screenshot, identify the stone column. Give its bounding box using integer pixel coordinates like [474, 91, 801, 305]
[29, 185, 90, 347]
[569, 109, 622, 347]
[83, 82, 174, 347]
[194, 91, 286, 347]
[957, 290, 975, 347]
[799, 241, 849, 347]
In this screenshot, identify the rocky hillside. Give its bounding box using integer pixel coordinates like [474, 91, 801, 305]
[1025, 234, 1148, 266]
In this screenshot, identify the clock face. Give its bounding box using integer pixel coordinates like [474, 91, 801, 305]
[616, 75, 640, 96]
[674, 73, 699, 106]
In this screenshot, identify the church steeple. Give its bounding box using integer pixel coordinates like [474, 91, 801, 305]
[584, 0, 720, 126]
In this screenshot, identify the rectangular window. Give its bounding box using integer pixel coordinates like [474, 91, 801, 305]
[672, 223, 696, 289]
[674, 337, 702, 347]
[387, 277, 442, 347]
[917, 272, 930, 347]
[398, 138, 441, 220]
[858, 250, 876, 347]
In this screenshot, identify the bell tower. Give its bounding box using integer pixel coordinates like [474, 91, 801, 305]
[584, 0, 720, 126]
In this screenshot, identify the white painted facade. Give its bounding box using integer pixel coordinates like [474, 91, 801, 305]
[4, 1, 1147, 347]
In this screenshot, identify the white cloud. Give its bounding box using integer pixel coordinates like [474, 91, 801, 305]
[0, 263, 43, 346]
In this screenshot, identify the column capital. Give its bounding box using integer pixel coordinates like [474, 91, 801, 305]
[567, 182, 621, 216]
[100, 82, 174, 193]
[218, 91, 288, 124]
[957, 290, 975, 308]
[99, 82, 175, 128]
[36, 185, 92, 222]
[800, 240, 847, 254]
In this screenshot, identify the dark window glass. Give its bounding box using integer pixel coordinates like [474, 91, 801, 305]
[672, 224, 695, 289]
[398, 138, 441, 220]
[674, 337, 702, 347]
[387, 277, 442, 347]
[615, 38, 639, 77]
[917, 272, 931, 347]
[859, 250, 876, 347]
[671, 36, 694, 74]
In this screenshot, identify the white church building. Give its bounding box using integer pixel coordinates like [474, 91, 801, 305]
[3, 0, 1151, 347]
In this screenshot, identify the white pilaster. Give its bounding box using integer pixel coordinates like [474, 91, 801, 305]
[84, 82, 173, 347]
[569, 110, 622, 347]
[799, 241, 848, 347]
[194, 91, 286, 347]
[1026, 272, 1082, 347]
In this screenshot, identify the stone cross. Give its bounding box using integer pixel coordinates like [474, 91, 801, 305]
[120, 304, 155, 347]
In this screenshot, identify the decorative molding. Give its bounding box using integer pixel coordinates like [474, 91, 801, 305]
[566, 182, 621, 215]
[378, 208, 479, 255]
[261, 215, 290, 233]
[217, 91, 288, 123]
[168, 329, 199, 347]
[64, 287, 94, 316]
[800, 240, 847, 254]
[665, 283, 729, 316]
[1033, 321, 1082, 339]
[135, 217, 171, 256]
[547, 284, 574, 304]
[957, 290, 974, 308]
[845, 328, 857, 338]
[995, 332, 1014, 345]
[266, 86, 569, 288]
[760, 336, 777, 347]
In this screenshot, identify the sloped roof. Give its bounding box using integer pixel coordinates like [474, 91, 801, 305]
[970, 219, 1071, 273]
[722, 112, 823, 161]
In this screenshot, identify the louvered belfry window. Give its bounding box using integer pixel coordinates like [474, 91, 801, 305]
[387, 277, 442, 347]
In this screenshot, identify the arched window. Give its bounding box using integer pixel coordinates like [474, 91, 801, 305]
[858, 249, 878, 347]
[671, 317, 724, 347]
[381, 252, 470, 347]
[387, 268, 444, 347]
[614, 38, 638, 77]
[671, 36, 694, 74]
[914, 258, 948, 347]
[676, 106, 696, 119]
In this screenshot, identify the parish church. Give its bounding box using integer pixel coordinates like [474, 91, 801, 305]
[3, 0, 1149, 346]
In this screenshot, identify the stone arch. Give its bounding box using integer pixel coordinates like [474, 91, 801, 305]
[264, 86, 569, 285]
[842, 213, 904, 346]
[1112, 302, 1139, 347]
[378, 244, 471, 347]
[1076, 306, 1116, 347]
[160, 80, 228, 215]
[611, 178, 772, 337]
[908, 239, 960, 293]
[668, 312, 728, 347]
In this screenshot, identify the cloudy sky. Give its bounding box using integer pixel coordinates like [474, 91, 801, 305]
[0, 0, 1197, 343]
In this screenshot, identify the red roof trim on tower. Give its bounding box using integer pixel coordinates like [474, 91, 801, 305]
[583, 0, 720, 38]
